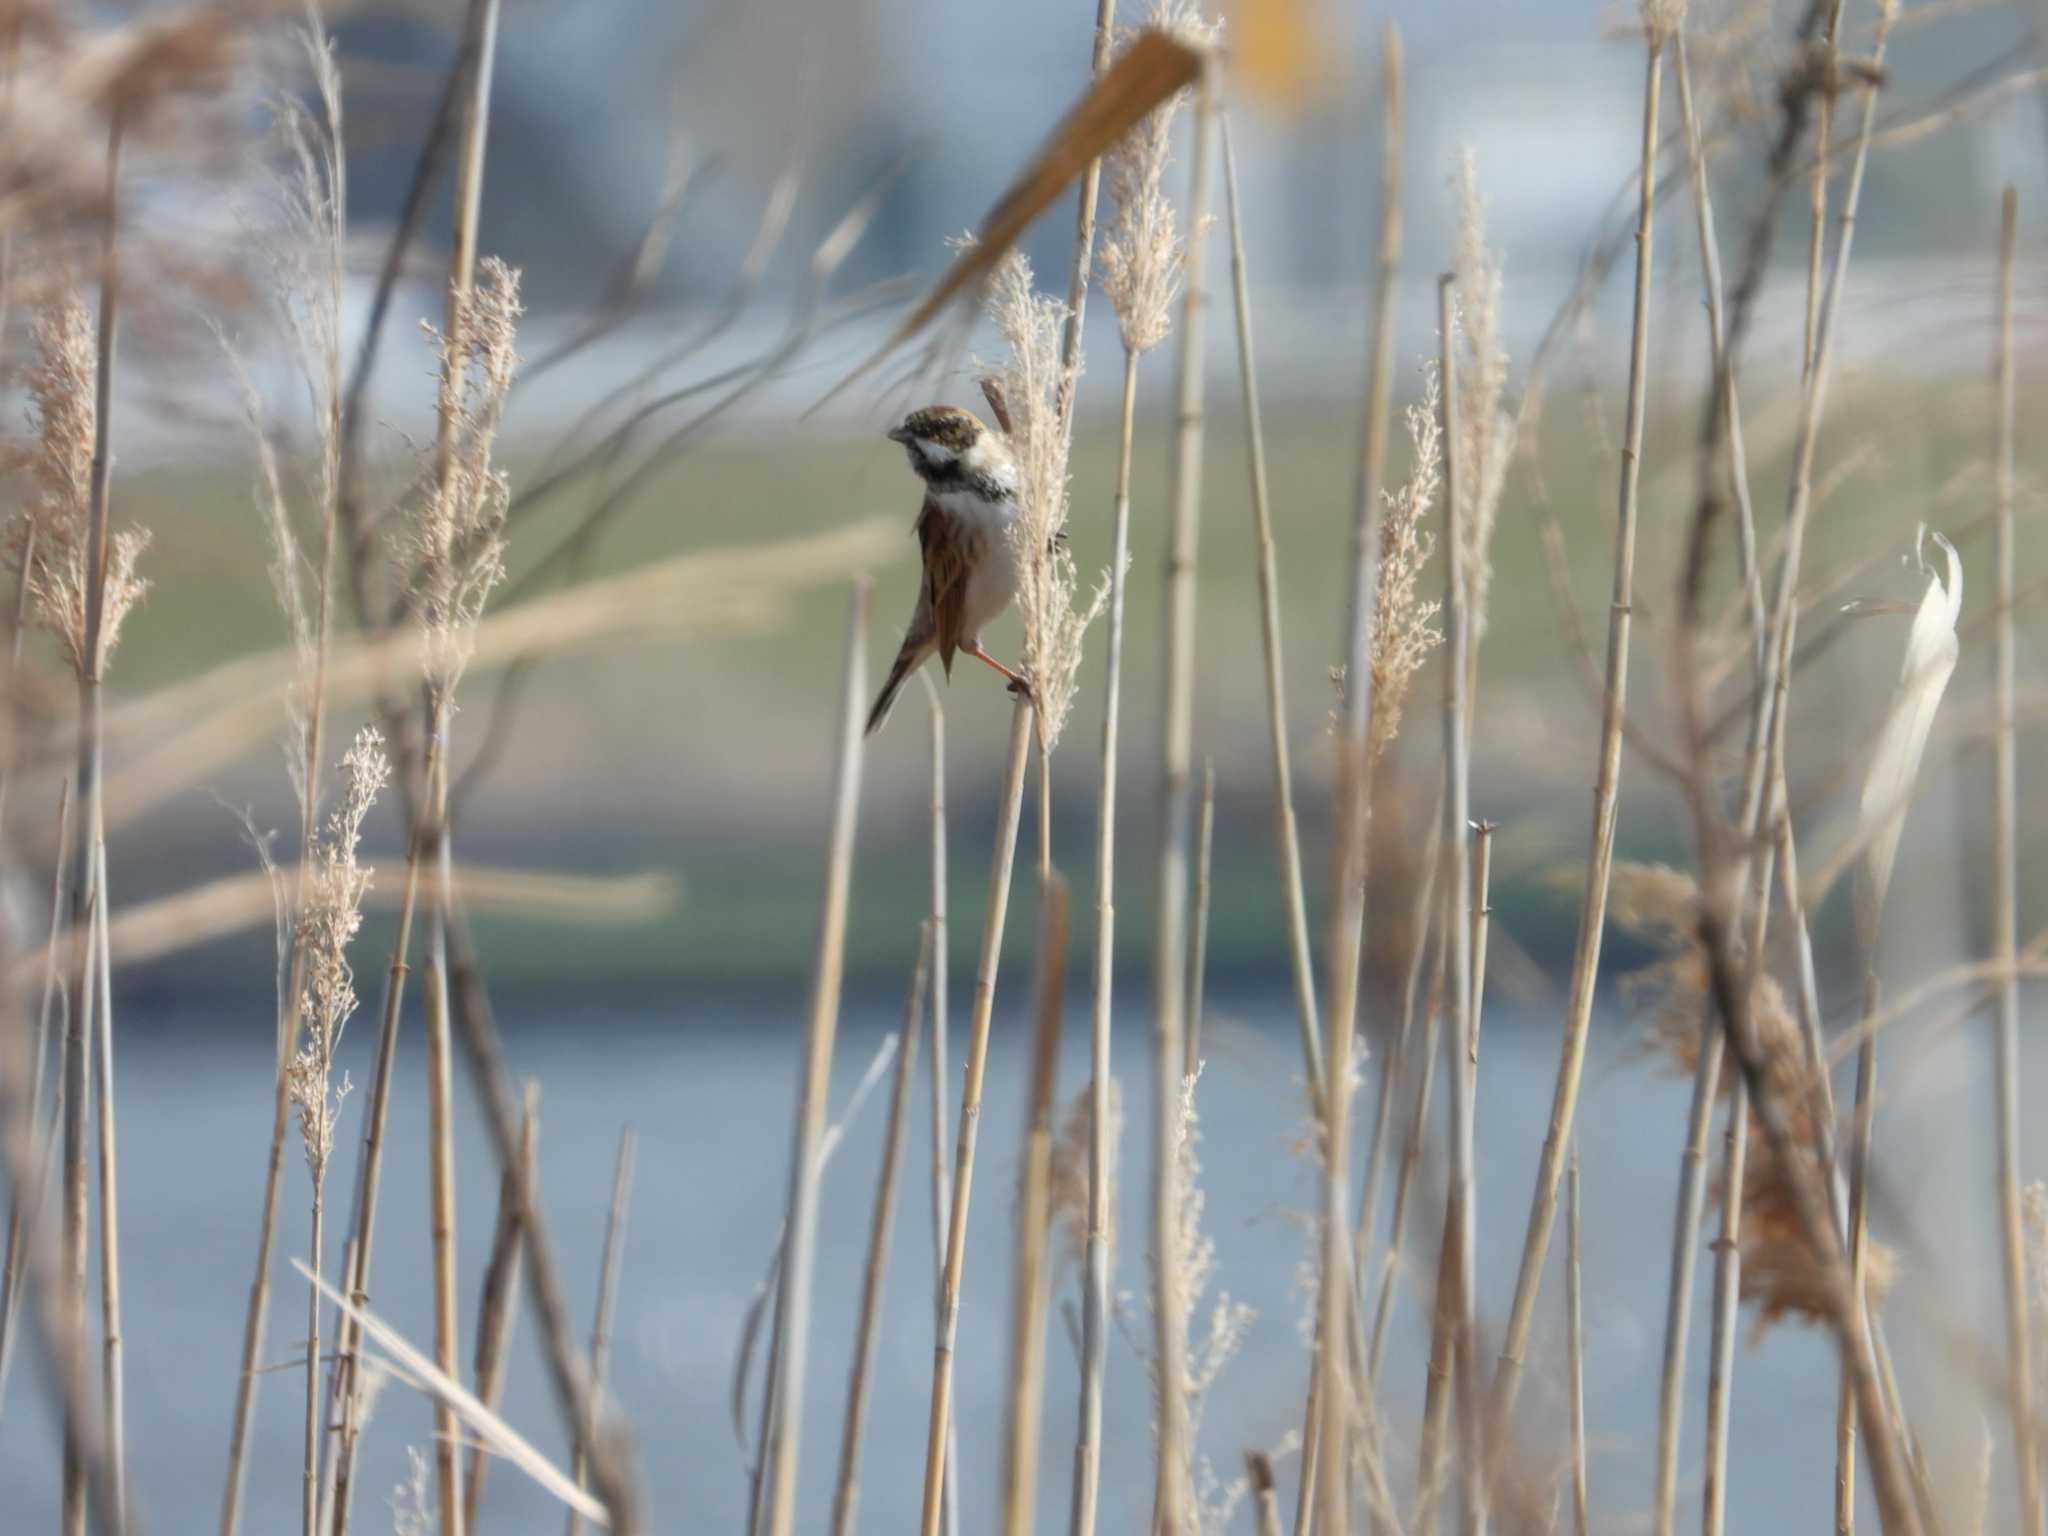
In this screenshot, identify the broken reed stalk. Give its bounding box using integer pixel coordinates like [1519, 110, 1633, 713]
[761, 580, 868, 1536]
[1493, 23, 1662, 1424]
[1987, 183, 2039, 1536]
[0, 779, 72, 1416]
[918, 697, 1034, 1536]
[1220, 110, 1322, 1097]
[829, 925, 930, 1536]
[464, 1085, 539, 1531]
[1000, 877, 1070, 1536]
[919, 694, 1033, 1536]
[66, 111, 125, 1536]
[1249, 1453, 1284, 1536]
[916, 675, 962, 1536]
[1566, 1145, 1588, 1536]
[1186, 760, 1215, 1064]
[1702, 1074, 1748, 1536]
[1417, 272, 1477, 1536]
[1149, 61, 1215, 1536]
[1070, 345, 1136, 1536]
[1652, 1022, 1723, 1536]
[567, 1126, 637, 1536]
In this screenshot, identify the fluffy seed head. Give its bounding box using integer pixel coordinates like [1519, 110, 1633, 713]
[1366, 360, 1445, 763]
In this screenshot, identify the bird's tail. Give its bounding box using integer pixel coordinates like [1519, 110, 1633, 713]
[865, 642, 926, 736]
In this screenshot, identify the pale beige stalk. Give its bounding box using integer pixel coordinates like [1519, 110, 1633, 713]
[916, 676, 962, 1536]
[1566, 1146, 1588, 1536]
[567, 1126, 636, 1536]
[463, 1085, 538, 1531]
[829, 926, 929, 1536]
[761, 581, 868, 1536]
[1220, 111, 1321, 1099]
[1703, 1076, 1748, 1536]
[1149, 61, 1214, 1535]
[1185, 761, 1215, 1063]
[1989, 183, 2039, 1536]
[917, 699, 1034, 1536]
[1000, 878, 1070, 1536]
[65, 115, 126, 1536]
[1651, 1025, 1722, 1536]
[1071, 346, 1136, 1536]
[1492, 26, 1663, 1425]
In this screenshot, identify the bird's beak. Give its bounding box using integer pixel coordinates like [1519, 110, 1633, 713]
[886, 424, 912, 445]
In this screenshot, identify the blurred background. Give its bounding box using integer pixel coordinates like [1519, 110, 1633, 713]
[1, 0, 2045, 1531]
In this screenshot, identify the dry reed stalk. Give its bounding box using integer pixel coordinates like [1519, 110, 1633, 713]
[422, 728, 464, 1536]
[566, 1127, 637, 1536]
[1185, 761, 1215, 1063]
[761, 580, 869, 1536]
[1566, 1145, 1587, 1536]
[916, 675, 962, 1536]
[223, 27, 353, 1521]
[1674, 5, 1917, 1516]
[463, 1085, 539, 1532]
[1249, 1453, 1283, 1536]
[918, 697, 1034, 1536]
[1367, 891, 1447, 1384]
[1341, 22, 1403, 756]
[1149, 60, 1214, 1535]
[1055, 0, 1116, 441]
[294, 1263, 606, 1525]
[1070, 345, 1136, 1536]
[1987, 183, 2038, 1536]
[89, 833, 122, 1535]
[1672, 33, 1764, 678]
[1220, 111, 1322, 1095]
[1492, 20, 1664, 1426]
[59, 111, 128, 1536]
[1702, 1074, 1747, 1536]
[323, 811, 419, 1536]
[1417, 273, 1478, 1536]
[1651, 1008, 1720, 1536]
[0, 778, 71, 1416]
[1354, 793, 1439, 1301]
[0, 880, 122, 1536]
[829, 925, 931, 1536]
[1000, 877, 1070, 1536]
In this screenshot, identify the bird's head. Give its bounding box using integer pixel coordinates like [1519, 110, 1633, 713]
[887, 405, 1012, 492]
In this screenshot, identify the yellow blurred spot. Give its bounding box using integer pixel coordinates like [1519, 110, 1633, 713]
[1230, 0, 1334, 111]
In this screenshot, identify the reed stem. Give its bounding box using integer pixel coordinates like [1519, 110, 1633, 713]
[761, 581, 868, 1536]
[1150, 63, 1215, 1535]
[918, 697, 1034, 1536]
[1070, 347, 1137, 1536]
[829, 926, 930, 1536]
[1702, 1076, 1747, 1536]
[567, 1126, 637, 1536]
[1185, 761, 1215, 1065]
[1652, 1025, 1722, 1536]
[1987, 183, 2038, 1536]
[917, 675, 962, 1536]
[464, 1085, 539, 1532]
[1493, 30, 1662, 1425]
[1566, 1144, 1588, 1536]
[1220, 111, 1321, 1100]
[1000, 877, 1070, 1536]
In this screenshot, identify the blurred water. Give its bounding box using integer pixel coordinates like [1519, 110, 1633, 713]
[0, 988, 2017, 1533]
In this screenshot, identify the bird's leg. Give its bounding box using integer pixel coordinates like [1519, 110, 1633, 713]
[964, 642, 1032, 697]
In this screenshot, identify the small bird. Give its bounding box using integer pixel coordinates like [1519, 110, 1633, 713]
[865, 404, 1030, 735]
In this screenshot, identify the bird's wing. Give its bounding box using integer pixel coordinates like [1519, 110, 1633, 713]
[916, 494, 977, 676]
